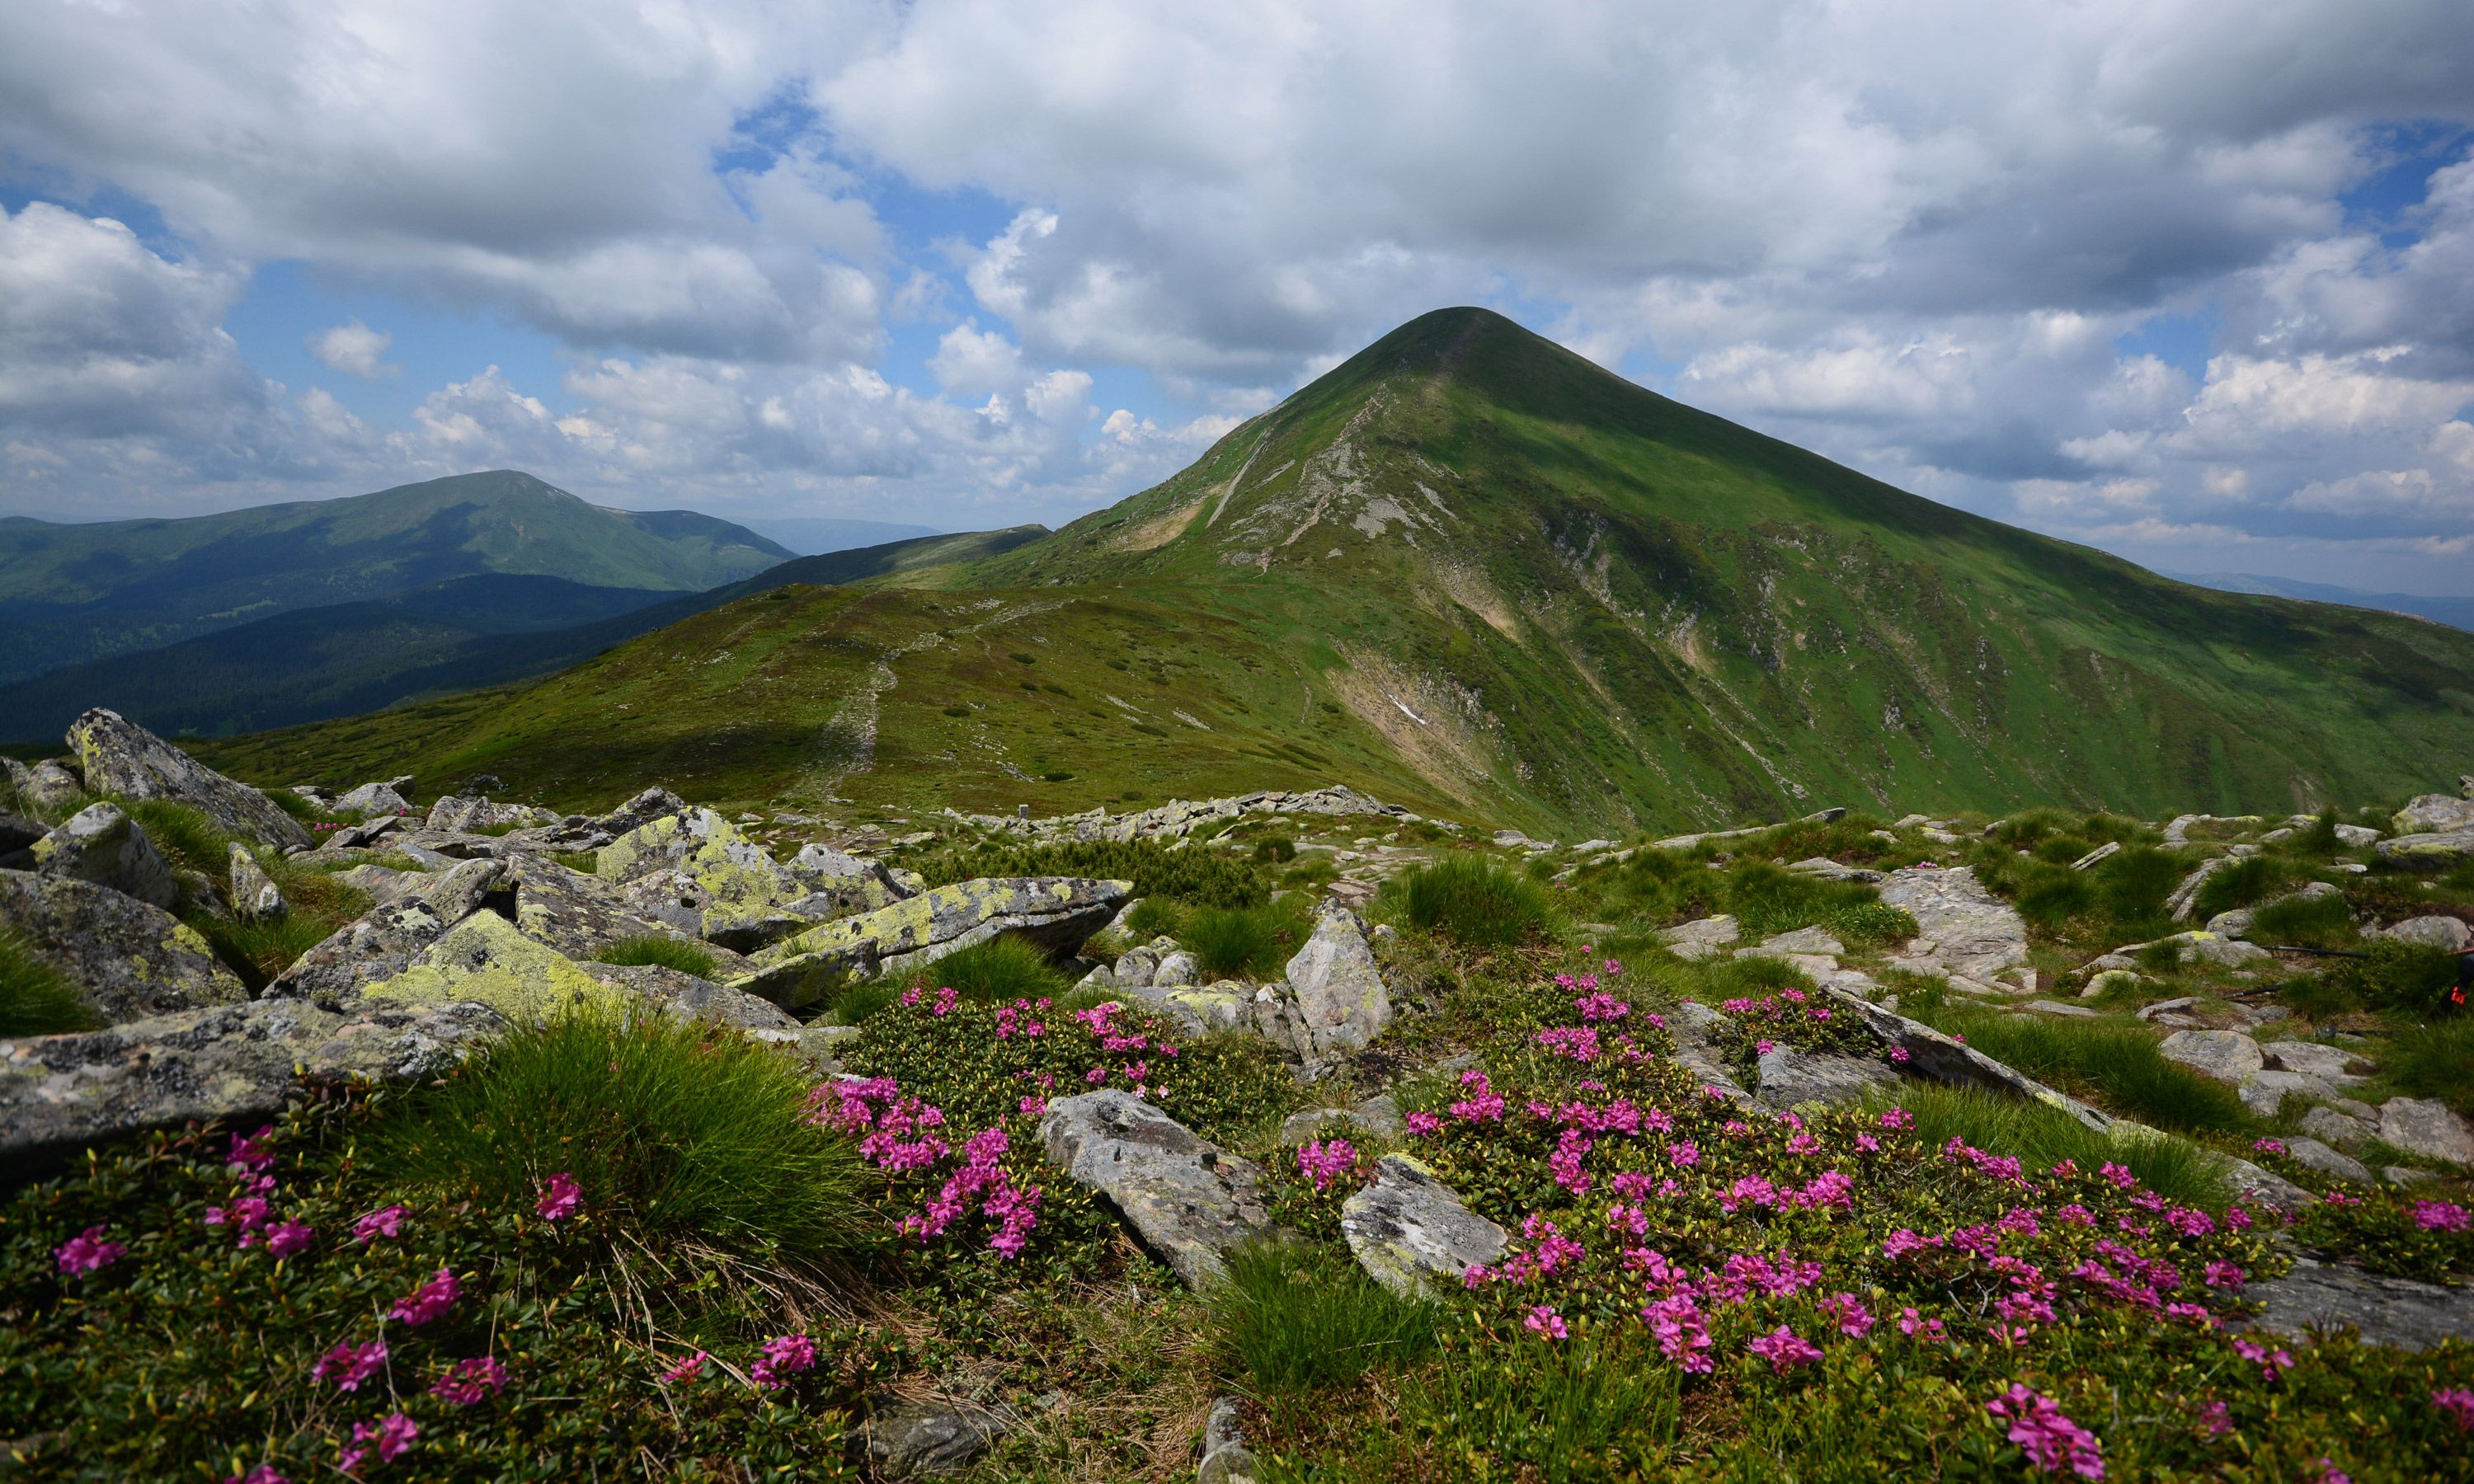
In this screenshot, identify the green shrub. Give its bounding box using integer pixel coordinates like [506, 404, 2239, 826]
[1184, 905, 1300, 979]
[379, 1011, 870, 1258]
[1385, 856, 1556, 949]
[1918, 1008, 2251, 1134]
[916, 936, 1072, 1004]
[2295, 808, 2342, 855]
[2193, 856, 2285, 920]
[1252, 836, 1298, 864]
[1825, 901, 1917, 946]
[2317, 940, 2458, 1016]
[0, 928, 92, 1037]
[2289, 1182, 2471, 1284]
[595, 935, 718, 978]
[1399, 1331, 1681, 1480]
[2246, 890, 2354, 948]
[1210, 1242, 1440, 1392]
[1123, 897, 1184, 940]
[908, 837, 1268, 909]
[1865, 1083, 2232, 1209]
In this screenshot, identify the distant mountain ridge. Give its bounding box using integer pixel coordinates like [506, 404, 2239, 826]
[2162, 571, 2474, 635]
[746, 517, 943, 556]
[0, 471, 794, 683]
[200, 309, 2474, 833]
[0, 524, 1050, 743]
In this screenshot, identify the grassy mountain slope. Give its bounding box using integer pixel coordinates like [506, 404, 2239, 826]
[198, 310, 2474, 830]
[4, 527, 1053, 746]
[0, 471, 793, 682]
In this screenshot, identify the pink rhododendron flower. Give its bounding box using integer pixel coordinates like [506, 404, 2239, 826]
[311, 1339, 389, 1392]
[1525, 1304, 1568, 1340]
[1405, 1111, 1444, 1137]
[353, 1205, 407, 1243]
[2311, 1460, 2349, 1484]
[430, 1355, 510, 1406]
[1747, 1326, 1823, 1372]
[2432, 1388, 2474, 1431]
[1889, 1045, 1911, 1064]
[535, 1172, 583, 1221]
[340, 1412, 418, 1472]
[1898, 1307, 1947, 1341]
[1820, 1293, 1874, 1337]
[54, 1226, 125, 1275]
[1298, 1139, 1359, 1194]
[266, 1221, 315, 1259]
[223, 1467, 288, 1484]
[227, 1125, 277, 1172]
[1018, 1095, 1047, 1115]
[1987, 1383, 2104, 1477]
[1879, 1107, 1914, 1132]
[661, 1350, 709, 1385]
[2198, 1399, 2232, 1437]
[2203, 1261, 2246, 1288]
[2411, 1200, 2469, 1233]
[391, 1267, 459, 1327]
[749, 1332, 818, 1390]
[2233, 1338, 2293, 1383]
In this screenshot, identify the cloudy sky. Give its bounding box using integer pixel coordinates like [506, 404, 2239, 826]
[2, 1, 2470, 594]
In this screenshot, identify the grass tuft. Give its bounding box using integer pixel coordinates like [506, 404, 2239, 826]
[2379, 1016, 2474, 1118]
[1184, 904, 1300, 979]
[378, 1009, 869, 1257]
[0, 928, 93, 1037]
[1866, 1082, 2232, 1209]
[595, 935, 719, 978]
[1210, 1242, 1440, 1393]
[1917, 1007, 2251, 1134]
[1385, 856, 1555, 949]
[920, 935, 1074, 1004]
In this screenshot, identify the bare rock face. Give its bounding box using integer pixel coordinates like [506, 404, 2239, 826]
[0, 997, 504, 1168]
[1037, 1089, 1272, 1288]
[0, 869, 245, 1024]
[1341, 1153, 1507, 1296]
[2248, 1256, 2474, 1350]
[1661, 914, 1740, 961]
[1878, 866, 2030, 990]
[1755, 1046, 1898, 1110]
[28, 803, 181, 909]
[65, 708, 311, 851]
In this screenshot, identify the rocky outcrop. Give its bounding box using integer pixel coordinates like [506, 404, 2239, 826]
[866, 1398, 1019, 1479]
[1037, 1089, 1272, 1288]
[1660, 914, 1739, 962]
[2158, 1029, 2265, 1083]
[787, 843, 918, 918]
[2375, 830, 2474, 871]
[588, 963, 799, 1032]
[1822, 987, 2124, 1135]
[2379, 915, 2472, 951]
[1263, 903, 1390, 1059]
[28, 804, 181, 909]
[507, 859, 721, 964]
[267, 858, 510, 1002]
[7, 757, 85, 817]
[738, 876, 1131, 1010]
[0, 870, 245, 1024]
[1755, 1047, 1898, 1110]
[2392, 794, 2474, 836]
[1341, 1153, 1507, 1296]
[595, 807, 811, 948]
[961, 784, 1409, 844]
[0, 997, 504, 1167]
[1666, 1001, 1753, 1102]
[2248, 1256, 2474, 1350]
[1878, 866, 2030, 991]
[65, 708, 311, 850]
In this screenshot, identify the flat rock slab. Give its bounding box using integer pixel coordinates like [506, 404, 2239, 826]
[2282, 1136, 2372, 1185]
[0, 998, 503, 1167]
[0, 869, 246, 1025]
[2299, 1106, 2376, 1150]
[1037, 1089, 1271, 1288]
[361, 910, 622, 1021]
[1823, 988, 2124, 1135]
[740, 876, 1131, 1009]
[2239, 1068, 2335, 1119]
[67, 707, 311, 851]
[1877, 866, 2030, 988]
[2261, 1040, 2371, 1082]
[2376, 829, 2474, 871]
[268, 859, 510, 1002]
[866, 1398, 1019, 1479]
[1341, 1153, 1507, 1296]
[2248, 1256, 2474, 1350]
[1755, 1047, 1898, 1110]
[2158, 1029, 2264, 1083]
[2379, 1097, 2474, 1167]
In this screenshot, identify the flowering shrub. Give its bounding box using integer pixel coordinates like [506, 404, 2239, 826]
[1701, 984, 1880, 1077]
[2287, 1180, 2474, 1284]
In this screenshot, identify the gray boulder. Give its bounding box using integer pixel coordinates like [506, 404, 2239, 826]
[0, 869, 245, 1024]
[1152, 949, 1200, 988]
[266, 858, 510, 1002]
[336, 782, 411, 817]
[587, 962, 799, 1032]
[28, 803, 181, 909]
[1277, 903, 1392, 1057]
[2379, 1098, 2474, 1167]
[0, 996, 503, 1167]
[2248, 1256, 2474, 1350]
[17, 759, 87, 817]
[1660, 914, 1740, 961]
[738, 876, 1132, 1010]
[2298, 1105, 2376, 1150]
[784, 843, 915, 918]
[227, 843, 286, 921]
[2282, 1136, 2373, 1185]
[2381, 915, 2471, 951]
[2393, 794, 2474, 836]
[865, 1398, 1018, 1479]
[2239, 1069, 2335, 1119]
[1111, 945, 1160, 988]
[1822, 987, 2124, 1134]
[1197, 1397, 1260, 1484]
[2263, 1040, 2371, 1082]
[65, 708, 310, 850]
[1341, 1153, 1506, 1296]
[1666, 1000, 1754, 1103]
[2158, 1029, 2265, 1083]
[1879, 866, 2030, 989]
[2376, 830, 2474, 872]
[1037, 1089, 1272, 1288]
[1755, 1047, 1898, 1110]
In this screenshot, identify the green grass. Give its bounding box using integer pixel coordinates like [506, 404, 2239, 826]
[915, 935, 1074, 1003]
[2317, 939, 2459, 1015]
[116, 797, 229, 877]
[0, 928, 93, 1037]
[1183, 904, 1300, 979]
[1867, 1083, 2232, 1209]
[553, 848, 603, 873]
[1123, 897, 1183, 941]
[378, 1010, 869, 1257]
[1383, 856, 1556, 950]
[1917, 1007, 2251, 1134]
[1210, 1242, 1441, 1394]
[2246, 890, 2354, 947]
[595, 935, 719, 978]
[2192, 856, 2288, 920]
[2378, 1016, 2474, 1118]
[1393, 1333, 1681, 1482]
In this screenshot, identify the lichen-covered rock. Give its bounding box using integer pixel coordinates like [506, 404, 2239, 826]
[2247, 1256, 2474, 1350]
[1277, 903, 1391, 1057]
[2392, 794, 2474, 836]
[865, 1398, 1019, 1479]
[585, 962, 797, 1031]
[2379, 915, 2471, 951]
[1879, 866, 2030, 989]
[28, 803, 181, 909]
[65, 708, 311, 850]
[2378, 1097, 2474, 1167]
[785, 843, 915, 918]
[1340, 1153, 1507, 1296]
[2375, 830, 2474, 871]
[0, 997, 503, 1167]
[509, 858, 728, 965]
[595, 807, 808, 946]
[0, 869, 245, 1023]
[227, 842, 286, 921]
[336, 782, 411, 817]
[424, 795, 554, 834]
[1823, 987, 2123, 1134]
[267, 858, 510, 1002]
[1755, 1047, 1898, 1110]
[1037, 1089, 1271, 1288]
[2158, 1029, 2265, 1083]
[1660, 914, 1739, 961]
[360, 910, 621, 1021]
[2299, 1105, 2376, 1150]
[17, 758, 87, 816]
[737, 876, 1131, 1010]
[1152, 949, 1200, 989]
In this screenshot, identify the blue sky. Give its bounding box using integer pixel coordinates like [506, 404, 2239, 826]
[2, 0, 2472, 594]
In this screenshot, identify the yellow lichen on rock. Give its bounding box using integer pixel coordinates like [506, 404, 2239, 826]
[362, 911, 620, 1021]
